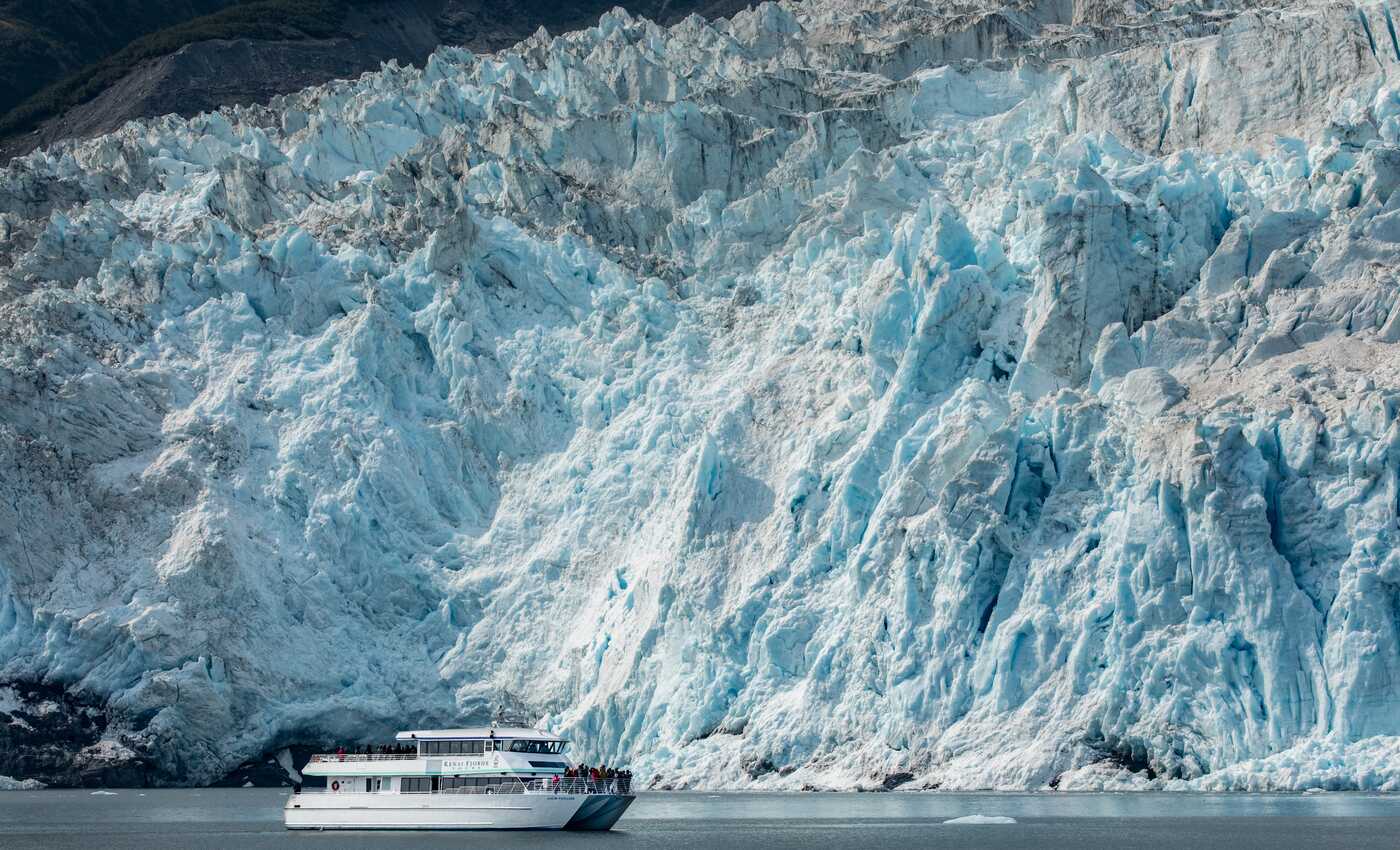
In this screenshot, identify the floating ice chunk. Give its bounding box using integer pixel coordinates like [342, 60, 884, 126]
[944, 815, 1017, 824]
[275, 748, 303, 785]
[89, 790, 118, 796]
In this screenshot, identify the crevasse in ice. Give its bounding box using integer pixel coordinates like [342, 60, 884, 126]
[3, 0, 1400, 790]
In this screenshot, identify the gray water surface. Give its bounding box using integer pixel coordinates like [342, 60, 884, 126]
[2, 788, 1398, 849]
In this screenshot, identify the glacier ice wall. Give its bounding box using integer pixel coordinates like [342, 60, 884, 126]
[4, 0, 1400, 790]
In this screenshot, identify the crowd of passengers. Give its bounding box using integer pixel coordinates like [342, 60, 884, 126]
[562, 764, 631, 783]
[334, 744, 417, 756]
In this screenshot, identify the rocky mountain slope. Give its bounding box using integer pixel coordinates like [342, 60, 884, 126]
[0, 0, 750, 159]
[4, 0, 1400, 790]
[0, 0, 237, 117]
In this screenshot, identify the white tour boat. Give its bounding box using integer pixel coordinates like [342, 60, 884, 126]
[284, 727, 635, 830]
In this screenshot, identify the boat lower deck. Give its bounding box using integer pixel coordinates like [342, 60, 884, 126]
[285, 791, 634, 831]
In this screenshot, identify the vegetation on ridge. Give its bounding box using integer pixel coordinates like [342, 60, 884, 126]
[0, 0, 373, 142]
[0, 1, 238, 116]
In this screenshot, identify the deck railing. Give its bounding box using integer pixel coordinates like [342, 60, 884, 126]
[308, 753, 419, 763]
[302, 777, 633, 795]
[526, 777, 632, 795]
[428, 778, 631, 795]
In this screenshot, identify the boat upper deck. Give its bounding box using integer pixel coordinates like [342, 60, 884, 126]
[394, 727, 561, 742]
[304, 727, 574, 777]
[308, 752, 418, 763]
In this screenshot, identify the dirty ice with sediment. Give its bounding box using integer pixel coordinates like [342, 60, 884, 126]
[3, 0, 1400, 793]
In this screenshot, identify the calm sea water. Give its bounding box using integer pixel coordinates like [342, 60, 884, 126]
[2, 788, 1398, 849]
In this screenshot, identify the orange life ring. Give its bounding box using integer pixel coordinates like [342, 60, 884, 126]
[331, 781, 340, 791]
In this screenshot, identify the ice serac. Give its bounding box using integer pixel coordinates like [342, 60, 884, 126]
[3, 0, 1400, 792]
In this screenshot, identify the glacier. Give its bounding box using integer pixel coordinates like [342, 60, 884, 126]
[4, 0, 1400, 791]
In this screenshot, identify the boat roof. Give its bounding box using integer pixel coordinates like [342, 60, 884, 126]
[394, 727, 563, 741]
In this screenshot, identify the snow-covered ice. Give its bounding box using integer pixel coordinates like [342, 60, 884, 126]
[943, 815, 1017, 824]
[3, 0, 1400, 791]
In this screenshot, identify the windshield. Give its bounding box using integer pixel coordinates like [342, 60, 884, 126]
[508, 740, 566, 754]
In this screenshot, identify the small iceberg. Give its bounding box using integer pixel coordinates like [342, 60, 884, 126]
[944, 815, 1016, 824]
[90, 790, 118, 796]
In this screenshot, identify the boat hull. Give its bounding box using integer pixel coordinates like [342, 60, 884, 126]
[564, 793, 636, 830]
[284, 792, 590, 830]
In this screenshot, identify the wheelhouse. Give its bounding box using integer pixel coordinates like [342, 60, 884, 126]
[403, 729, 568, 757]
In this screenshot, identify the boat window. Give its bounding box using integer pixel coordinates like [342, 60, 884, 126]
[441, 776, 491, 790]
[402, 777, 431, 793]
[418, 740, 503, 756]
[508, 740, 559, 753]
[426, 741, 468, 756]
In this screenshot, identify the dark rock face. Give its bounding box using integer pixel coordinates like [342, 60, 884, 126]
[1, 681, 321, 787]
[0, 0, 238, 117]
[0, 682, 155, 787]
[432, 0, 753, 52]
[17, 1, 444, 156]
[211, 744, 322, 788]
[0, 0, 755, 160]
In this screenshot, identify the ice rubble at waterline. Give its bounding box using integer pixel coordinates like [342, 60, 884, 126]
[3, 0, 1400, 791]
